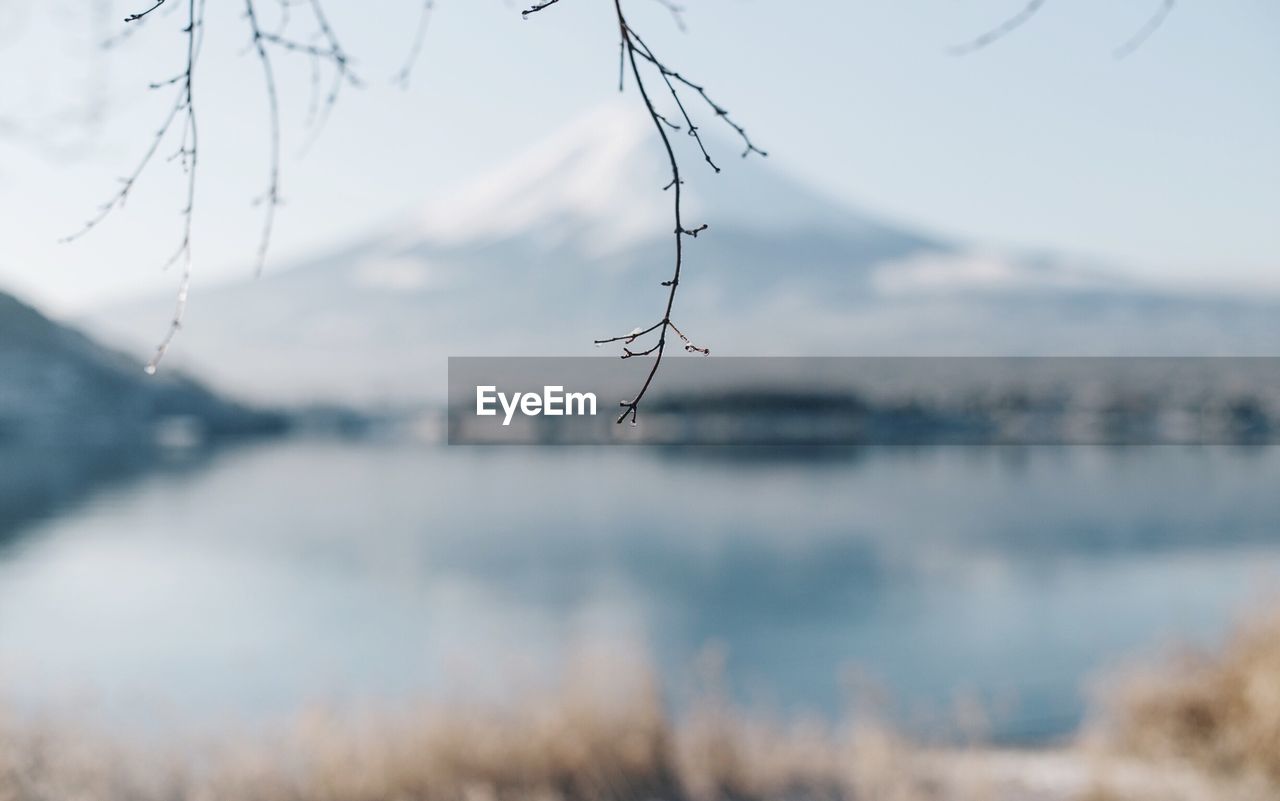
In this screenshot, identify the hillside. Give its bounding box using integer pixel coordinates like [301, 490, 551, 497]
[0, 290, 284, 446]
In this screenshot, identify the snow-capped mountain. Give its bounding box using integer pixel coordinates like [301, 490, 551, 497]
[409, 104, 909, 254]
[85, 103, 1280, 405]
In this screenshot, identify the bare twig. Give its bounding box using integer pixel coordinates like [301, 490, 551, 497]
[64, 0, 202, 374]
[244, 0, 281, 276]
[301, 0, 361, 136]
[668, 320, 709, 355]
[257, 31, 346, 59]
[147, 0, 204, 374]
[950, 0, 1047, 55]
[626, 26, 766, 162]
[103, 1, 177, 50]
[1113, 0, 1174, 59]
[60, 64, 188, 242]
[651, 0, 686, 32]
[124, 0, 170, 23]
[531, 0, 762, 424]
[70, 0, 363, 371]
[63, 0, 203, 372]
[393, 0, 436, 87]
[953, 0, 1174, 57]
[521, 0, 563, 18]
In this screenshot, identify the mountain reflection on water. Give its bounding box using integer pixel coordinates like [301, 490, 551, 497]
[1, 438, 1279, 744]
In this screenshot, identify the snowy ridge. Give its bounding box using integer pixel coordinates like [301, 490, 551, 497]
[406, 101, 911, 254]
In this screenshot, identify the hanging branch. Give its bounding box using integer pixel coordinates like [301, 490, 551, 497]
[244, 0, 281, 276]
[245, 0, 358, 256]
[61, 0, 204, 374]
[393, 0, 436, 87]
[527, 0, 764, 425]
[62, 0, 202, 248]
[147, 0, 203, 374]
[66, 0, 363, 373]
[300, 0, 360, 135]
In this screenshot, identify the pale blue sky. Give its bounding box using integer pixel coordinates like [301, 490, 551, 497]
[0, 0, 1276, 313]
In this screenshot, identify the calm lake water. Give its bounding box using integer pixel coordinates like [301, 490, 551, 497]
[2, 440, 1279, 742]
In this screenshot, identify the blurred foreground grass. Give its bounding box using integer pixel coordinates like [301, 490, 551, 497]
[4, 611, 1280, 801]
[1088, 608, 1280, 800]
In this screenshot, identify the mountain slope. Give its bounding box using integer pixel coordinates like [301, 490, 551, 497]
[83, 103, 1280, 406]
[0, 290, 284, 445]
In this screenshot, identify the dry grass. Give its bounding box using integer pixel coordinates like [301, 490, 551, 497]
[1095, 606, 1280, 795]
[0, 654, 946, 801]
[7, 611, 1280, 801]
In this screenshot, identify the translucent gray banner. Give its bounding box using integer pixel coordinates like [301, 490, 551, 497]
[447, 357, 1280, 445]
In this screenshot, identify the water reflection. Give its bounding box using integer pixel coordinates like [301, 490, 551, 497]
[0, 443, 153, 552]
[0, 440, 1278, 743]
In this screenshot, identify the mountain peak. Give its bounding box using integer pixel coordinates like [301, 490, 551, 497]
[412, 102, 663, 252]
[409, 101, 907, 254]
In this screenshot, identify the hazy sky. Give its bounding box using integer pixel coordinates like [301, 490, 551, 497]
[0, 0, 1276, 314]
